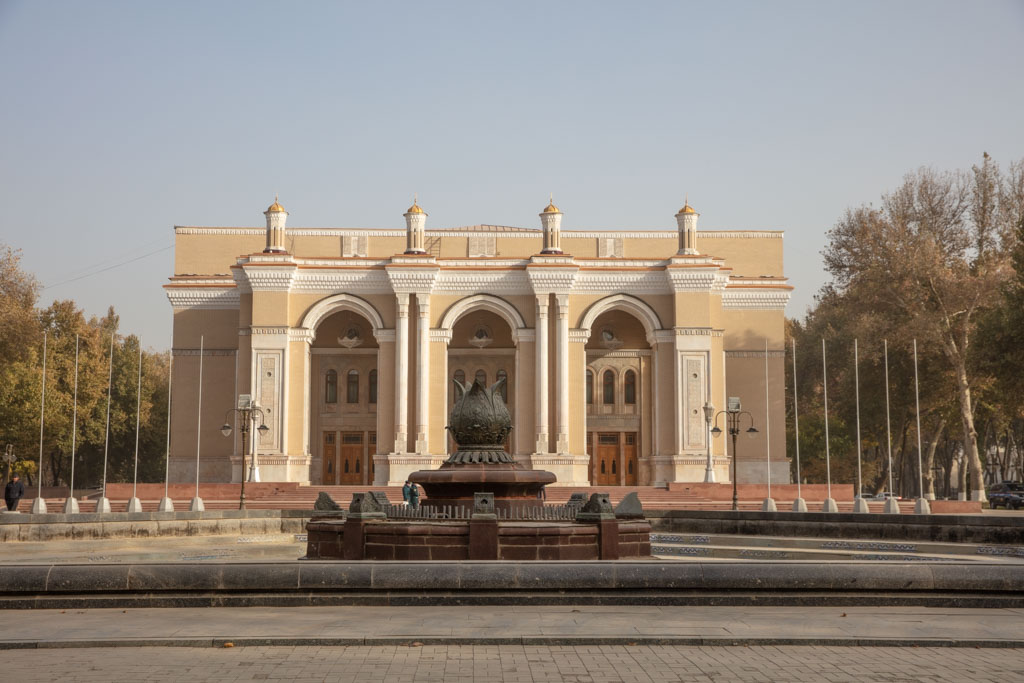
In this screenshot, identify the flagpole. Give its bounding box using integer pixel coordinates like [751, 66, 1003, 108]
[158, 330, 175, 512]
[791, 338, 806, 512]
[31, 332, 48, 514]
[883, 339, 898, 513]
[127, 342, 143, 512]
[190, 336, 205, 511]
[97, 332, 114, 513]
[63, 335, 81, 514]
[852, 338, 868, 513]
[822, 338, 837, 512]
[913, 339, 930, 514]
[762, 338, 776, 511]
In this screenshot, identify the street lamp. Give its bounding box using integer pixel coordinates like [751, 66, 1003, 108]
[220, 395, 269, 510]
[710, 397, 758, 511]
[702, 402, 716, 483]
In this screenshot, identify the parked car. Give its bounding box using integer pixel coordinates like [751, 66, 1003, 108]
[988, 482, 1024, 510]
[870, 492, 902, 501]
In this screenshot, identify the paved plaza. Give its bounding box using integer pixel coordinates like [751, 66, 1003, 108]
[7, 643, 1022, 682]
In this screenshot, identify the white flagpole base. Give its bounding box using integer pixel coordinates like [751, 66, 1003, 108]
[157, 497, 175, 512]
[62, 497, 80, 514]
[761, 498, 777, 512]
[30, 497, 47, 514]
[883, 498, 901, 514]
[95, 497, 112, 513]
[853, 497, 870, 514]
[914, 497, 931, 515]
[821, 498, 839, 513]
[126, 497, 144, 513]
[791, 497, 808, 513]
[189, 497, 205, 512]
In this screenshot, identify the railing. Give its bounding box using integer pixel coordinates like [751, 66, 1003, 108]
[381, 503, 579, 521]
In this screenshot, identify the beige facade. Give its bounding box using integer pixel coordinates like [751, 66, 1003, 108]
[165, 199, 792, 487]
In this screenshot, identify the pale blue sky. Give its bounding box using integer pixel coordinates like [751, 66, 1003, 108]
[2, 0, 1022, 349]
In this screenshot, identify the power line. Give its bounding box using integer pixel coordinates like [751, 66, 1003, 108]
[43, 244, 173, 290]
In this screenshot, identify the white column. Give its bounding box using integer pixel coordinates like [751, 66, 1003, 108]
[555, 294, 570, 453]
[534, 296, 549, 454]
[394, 293, 409, 454]
[415, 294, 430, 454]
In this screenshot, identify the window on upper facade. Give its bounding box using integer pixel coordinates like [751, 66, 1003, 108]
[496, 369, 508, 402]
[586, 370, 594, 405]
[325, 370, 338, 404]
[597, 237, 623, 258]
[342, 235, 368, 257]
[454, 369, 466, 385]
[603, 369, 615, 405]
[468, 235, 497, 257]
[475, 369, 487, 387]
[368, 369, 378, 404]
[624, 370, 636, 405]
[347, 370, 359, 403]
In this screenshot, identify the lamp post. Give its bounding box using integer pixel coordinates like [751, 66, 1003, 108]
[702, 401, 716, 483]
[220, 395, 269, 510]
[710, 397, 758, 511]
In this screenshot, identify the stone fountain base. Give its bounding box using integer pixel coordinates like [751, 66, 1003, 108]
[409, 462, 557, 513]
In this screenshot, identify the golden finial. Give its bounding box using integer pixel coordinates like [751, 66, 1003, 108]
[543, 193, 561, 214]
[406, 193, 425, 214]
[677, 193, 697, 215]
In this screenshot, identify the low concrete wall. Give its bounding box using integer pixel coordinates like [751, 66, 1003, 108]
[647, 510, 1024, 545]
[0, 510, 311, 542]
[0, 561, 1021, 609]
[669, 483, 856, 501]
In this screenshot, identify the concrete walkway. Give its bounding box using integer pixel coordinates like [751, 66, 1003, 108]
[2, 605, 1023, 648]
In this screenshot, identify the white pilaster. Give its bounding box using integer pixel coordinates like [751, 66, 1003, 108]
[394, 293, 410, 453]
[534, 295, 550, 454]
[415, 294, 430, 454]
[555, 293, 570, 453]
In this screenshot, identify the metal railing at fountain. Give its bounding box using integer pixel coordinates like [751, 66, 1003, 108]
[381, 503, 578, 521]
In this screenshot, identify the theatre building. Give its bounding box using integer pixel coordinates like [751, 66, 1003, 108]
[165, 197, 791, 487]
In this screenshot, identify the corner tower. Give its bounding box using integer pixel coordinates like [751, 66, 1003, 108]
[263, 196, 288, 253]
[675, 197, 699, 255]
[539, 195, 563, 254]
[404, 196, 427, 254]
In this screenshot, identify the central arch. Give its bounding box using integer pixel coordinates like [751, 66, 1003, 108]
[579, 294, 662, 338]
[300, 293, 385, 339]
[439, 293, 526, 333]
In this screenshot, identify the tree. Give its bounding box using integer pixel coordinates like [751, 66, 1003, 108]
[822, 156, 1019, 501]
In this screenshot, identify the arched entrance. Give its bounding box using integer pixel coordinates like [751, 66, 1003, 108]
[310, 309, 380, 485]
[580, 295, 661, 486]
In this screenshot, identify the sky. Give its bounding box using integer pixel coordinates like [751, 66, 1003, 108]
[2, 0, 1023, 350]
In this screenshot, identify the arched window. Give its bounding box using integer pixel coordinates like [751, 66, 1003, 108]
[611, 460, 617, 474]
[368, 369, 378, 404]
[475, 369, 486, 387]
[586, 370, 594, 405]
[624, 370, 637, 405]
[603, 369, 615, 405]
[325, 370, 338, 404]
[496, 369, 508, 402]
[454, 369, 465, 385]
[347, 369, 359, 403]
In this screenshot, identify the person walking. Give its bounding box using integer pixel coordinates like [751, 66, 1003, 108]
[402, 480, 411, 506]
[408, 481, 420, 509]
[4, 473, 25, 512]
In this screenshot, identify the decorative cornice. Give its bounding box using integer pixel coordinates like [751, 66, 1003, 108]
[291, 270, 391, 293]
[374, 329, 396, 343]
[721, 290, 792, 310]
[511, 328, 535, 343]
[434, 270, 530, 294]
[726, 350, 787, 358]
[175, 226, 783, 239]
[241, 265, 298, 292]
[648, 330, 675, 345]
[165, 287, 240, 310]
[429, 328, 453, 343]
[526, 260, 578, 294]
[665, 268, 719, 292]
[674, 327, 724, 337]
[568, 329, 590, 343]
[573, 270, 668, 293]
[385, 262, 439, 294]
[250, 326, 290, 335]
[289, 328, 315, 343]
[172, 348, 237, 357]
[585, 349, 652, 358]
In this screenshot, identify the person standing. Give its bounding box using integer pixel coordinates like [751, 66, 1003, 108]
[4, 473, 25, 512]
[402, 480, 411, 506]
[408, 481, 420, 509]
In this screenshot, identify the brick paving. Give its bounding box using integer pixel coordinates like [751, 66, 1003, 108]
[10, 644, 1021, 682]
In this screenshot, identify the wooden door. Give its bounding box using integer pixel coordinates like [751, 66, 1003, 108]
[340, 432, 363, 484]
[623, 432, 638, 485]
[322, 432, 337, 485]
[368, 431, 377, 484]
[596, 433, 619, 486]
